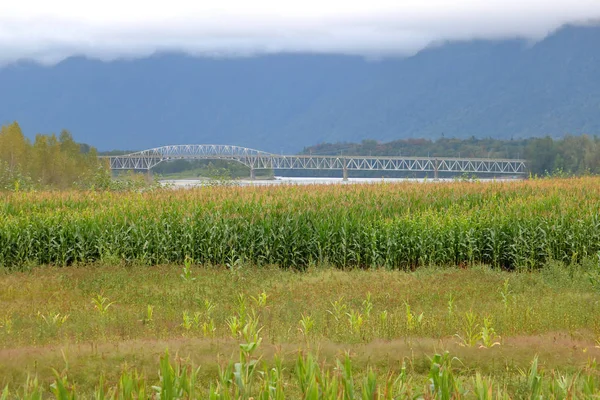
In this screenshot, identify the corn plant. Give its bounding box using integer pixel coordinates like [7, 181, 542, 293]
[405, 302, 423, 334]
[50, 369, 76, 400]
[499, 279, 513, 313]
[346, 309, 364, 335]
[447, 294, 455, 319]
[298, 313, 315, 343]
[180, 256, 196, 282]
[226, 315, 242, 339]
[37, 312, 69, 327]
[427, 352, 465, 400]
[152, 350, 200, 400]
[141, 305, 154, 325]
[3, 350, 600, 398]
[473, 372, 494, 400]
[91, 293, 115, 315]
[4, 178, 600, 270]
[480, 317, 501, 348]
[181, 311, 193, 331]
[519, 356, 543, 400]
[455, 310, 481, 347]
[251, 291, 268, 309]
[227, 317, 264, 398]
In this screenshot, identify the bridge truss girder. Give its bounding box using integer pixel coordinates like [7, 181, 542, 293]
[104, 144, 528, 176]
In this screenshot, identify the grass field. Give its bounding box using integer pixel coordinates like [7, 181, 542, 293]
[1, 178, 600, 398]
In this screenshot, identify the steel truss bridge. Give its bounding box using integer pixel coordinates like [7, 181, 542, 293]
[103, 144, 527, 180]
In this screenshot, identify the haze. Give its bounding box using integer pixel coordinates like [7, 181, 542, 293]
[1, 0, 600, 65]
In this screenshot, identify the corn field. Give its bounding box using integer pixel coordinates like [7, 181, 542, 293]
[1, 178, 600, 270]
[3, 345, 600, 399]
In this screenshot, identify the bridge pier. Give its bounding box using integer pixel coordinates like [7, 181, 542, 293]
[250, 168, 256, 180]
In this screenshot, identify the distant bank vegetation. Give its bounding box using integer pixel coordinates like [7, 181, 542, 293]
[301, 135, 600, 177]
[0, 122, 110, 191]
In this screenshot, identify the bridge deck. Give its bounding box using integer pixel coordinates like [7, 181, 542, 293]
[102, 144, 527, 178]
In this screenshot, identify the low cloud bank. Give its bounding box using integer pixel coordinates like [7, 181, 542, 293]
[1, 0, 599, 65]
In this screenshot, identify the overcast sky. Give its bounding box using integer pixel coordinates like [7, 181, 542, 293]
[1, 0, 599, 65]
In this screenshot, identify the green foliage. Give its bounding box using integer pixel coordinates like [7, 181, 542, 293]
[301, 134, 600, 177]
[0, 122, 108, 191]
[5, 348, 600, 398]
[1, 178, 600, 269]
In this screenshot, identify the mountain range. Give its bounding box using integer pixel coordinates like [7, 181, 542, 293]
[1, 24, 599, 153]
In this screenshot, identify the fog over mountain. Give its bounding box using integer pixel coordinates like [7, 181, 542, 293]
[1, 24, 599, 152]
[2, 1, 600, 65]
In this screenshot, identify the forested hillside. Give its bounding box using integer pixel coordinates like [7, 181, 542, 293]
[0, 24, 599, 153]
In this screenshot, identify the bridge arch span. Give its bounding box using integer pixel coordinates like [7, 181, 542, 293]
[103, 144, 528, 179]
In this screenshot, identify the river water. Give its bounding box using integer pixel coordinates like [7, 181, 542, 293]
[161, 176, 515, 188]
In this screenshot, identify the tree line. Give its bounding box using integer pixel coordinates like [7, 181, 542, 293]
[0, 122, 108, 190]
[301, 135, 600, 176]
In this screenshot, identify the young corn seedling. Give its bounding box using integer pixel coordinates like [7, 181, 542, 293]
[20, 374, 44, 400]
[50, 368, 76, 400]
[298, 313, 315, 344]
[258, 354, 285, 400]
[518, 356, 543, 400]
[193, 312, 203, 329]
[455, 310, 481, 347]
[404, 302, 423, 334]
[382, 361, 414, 400]
[296, 353, 322, 398]
[37, 312, 69, 328]
[117, 369, 147, 400]
[152, 350, 200, 400]
[227, 315, 242, 339]
[251, 291, 268, 309]
[500, 278, 513, 313]
[447, 294, 455, 319]
[204, 299, 216, 317]
[362, 292, 373, 320]
[181, 311, 193, 331]
[200, 300, 217, 338]
[378, 310, 389, 337]
[326, 296, 348, 322]
[338, 353, 356, 399]
[91, 293, 115, 316]
[233, 317, 264, 398]
[362, 367, 378, 400]
[202, 319, 217, 338]
[473, 372, 494, 400]
[141, 305, 154, 325]
[427, 352, 465, 399]
[479, 317, 501, 348]
[548, 372, 578, 400]
[347, 309, 364, 335]
[180, 256, 196, 282]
